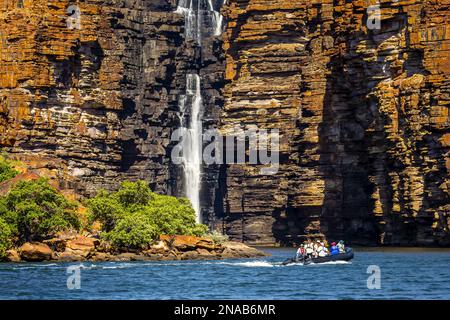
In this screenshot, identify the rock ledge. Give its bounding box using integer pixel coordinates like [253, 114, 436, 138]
[3, 235, 269, 263]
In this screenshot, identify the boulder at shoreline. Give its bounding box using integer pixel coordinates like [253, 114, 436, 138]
[5, 234, 269, 263]
[18, 242, 53, 262]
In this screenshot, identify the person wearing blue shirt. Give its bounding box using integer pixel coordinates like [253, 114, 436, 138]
[330, 242, 340, 255]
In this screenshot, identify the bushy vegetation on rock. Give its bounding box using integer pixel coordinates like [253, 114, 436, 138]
[0, 218, 12, 259]
[207, 230, 230, 245]
[102, 213, 157, 250]
[0, 179, 80, 243]
[0, 160, 210, 258]
[87, 181, 207, 250]
[0, 153, 19, 183]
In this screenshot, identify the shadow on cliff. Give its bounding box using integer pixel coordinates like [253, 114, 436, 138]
[318, 55, 379, 246]
[315, 15, 409, 246]
[317, 13, 437, 246]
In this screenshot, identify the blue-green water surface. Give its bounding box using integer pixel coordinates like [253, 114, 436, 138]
[1, 248, 449, 300]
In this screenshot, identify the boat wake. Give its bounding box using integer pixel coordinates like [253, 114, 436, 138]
[5, 259, 351, 271]
[217, 261, 275, 268]
[217, 260, 352, 268]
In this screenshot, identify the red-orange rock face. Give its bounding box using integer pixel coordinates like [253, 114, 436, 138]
[0, 0, 448, 246]
[0, 0, 190, 196]
[219, 0, 449, 246]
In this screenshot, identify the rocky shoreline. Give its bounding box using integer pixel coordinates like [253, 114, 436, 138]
[2, 234, 269, 263]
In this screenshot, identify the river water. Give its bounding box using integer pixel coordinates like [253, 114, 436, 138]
[1, 248, 449, 300]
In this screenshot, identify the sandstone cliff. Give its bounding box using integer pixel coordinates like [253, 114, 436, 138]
[219, 0, 449, 246]
[0, 0, 195, 196]
[0, 0, 448, 246]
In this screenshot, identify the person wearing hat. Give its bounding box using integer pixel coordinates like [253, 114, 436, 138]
[330, 241, 340, 255]
[295, 244, 305, 261]
[312, 240, 321, 258]
[317, 242, 329, 257]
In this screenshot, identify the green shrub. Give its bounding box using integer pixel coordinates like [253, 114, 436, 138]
[0, 218, 12, 259]
[113, 180, 153, 208]
[0, 197, 16, 231]
[0, 153, 19, 183]
[207, 230, 229, 245]
[1, 179, 80, 242]
[144, 194, 207, 237]
[87, 181, 154, 232]
[86, 190, 125, 232]
[102, 213, 157, 250]
[87, 181, 208, 249]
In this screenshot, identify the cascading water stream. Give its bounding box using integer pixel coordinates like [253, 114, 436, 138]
[176, 0, 225, 43]
[178, 74, 203, 221]
[175, 0, 224, 223]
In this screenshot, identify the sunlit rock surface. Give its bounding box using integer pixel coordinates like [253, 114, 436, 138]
[218, 0, 449, 246]
[0, 0, 448, 246]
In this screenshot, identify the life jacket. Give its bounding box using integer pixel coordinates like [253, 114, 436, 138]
[330, 245, 339, 255]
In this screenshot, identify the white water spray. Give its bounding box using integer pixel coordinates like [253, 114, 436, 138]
[178, 74, 203, 221]
[175, 0, 224, 222]
[176, 0, 225, 43]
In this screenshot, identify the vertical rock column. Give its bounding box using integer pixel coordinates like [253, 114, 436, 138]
[219, 0, 320, 245]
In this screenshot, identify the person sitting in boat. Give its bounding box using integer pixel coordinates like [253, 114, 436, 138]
[312, 241, 318, 258]
[337, 240, 346, 253]
[295, 244, 305, 261]
[305, 240, 314, 258]
[330, 242, 340, 255]
[317, 242, 329, 257]
[312, 240, 321, 258]
[323, 243, 330, 256]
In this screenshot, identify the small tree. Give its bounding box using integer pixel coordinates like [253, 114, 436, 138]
[2, 179, 80, 242]
[87, 181, 208, 250]
[145, 194, 207, 236]
[102, 213, 157, 250]
[86, 190, 125, 232]
[113, 180, 153, 208]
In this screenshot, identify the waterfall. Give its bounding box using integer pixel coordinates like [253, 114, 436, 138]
[179, 74, 203, 222]
[176, 0, 225, 43]
[175, 0, 224, 223]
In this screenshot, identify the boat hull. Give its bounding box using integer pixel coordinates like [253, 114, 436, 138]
[282, 249, 354, 266]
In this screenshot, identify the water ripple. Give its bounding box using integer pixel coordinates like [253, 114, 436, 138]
[1, 249, 449, 299]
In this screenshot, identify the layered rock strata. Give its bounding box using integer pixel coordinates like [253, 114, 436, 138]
[0, 0, 449, 246]
[1, 0, 193, 197]
[218, 0, 449, 246]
